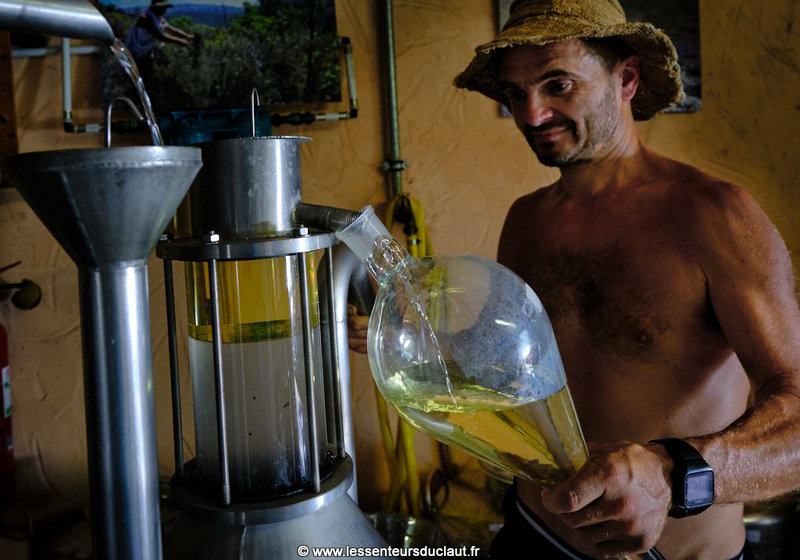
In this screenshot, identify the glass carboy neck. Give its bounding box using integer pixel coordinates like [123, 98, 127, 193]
[336, 205, 413, 283]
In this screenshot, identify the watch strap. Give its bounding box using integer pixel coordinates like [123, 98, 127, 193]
[650, 437, 714, 518]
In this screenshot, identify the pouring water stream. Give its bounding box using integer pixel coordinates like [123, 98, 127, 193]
[109, 39, 163, 146]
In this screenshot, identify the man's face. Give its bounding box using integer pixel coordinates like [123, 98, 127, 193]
[498, 40, 625, 168]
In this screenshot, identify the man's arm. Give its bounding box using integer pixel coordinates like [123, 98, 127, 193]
[140, 14, 193, 47]
[162, 22, 195, 44]
[540, 180, 800, 555]
[687, 180, 800, 502]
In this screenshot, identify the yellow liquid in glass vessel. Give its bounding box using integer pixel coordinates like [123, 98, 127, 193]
[173, 201, 319, 342]
[382, 369, 588, 487]
[185, 256, 319, 342]
[182, 253, 328, 499]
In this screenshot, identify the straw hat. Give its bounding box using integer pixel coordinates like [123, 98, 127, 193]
[454, 0, 684, 120]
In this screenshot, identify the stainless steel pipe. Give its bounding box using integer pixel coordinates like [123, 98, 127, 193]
[319, 244, 365, 502]
[207, 259, 232, 507]
[2, 146, 202, 560]
[294, 202, 360, 232]
[79, 263, 162, 560]
[163, 260, 185, 479]
[0, 0, 115, 43]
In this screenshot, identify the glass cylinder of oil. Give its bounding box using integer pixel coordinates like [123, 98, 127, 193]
[174, 137, 331, 501]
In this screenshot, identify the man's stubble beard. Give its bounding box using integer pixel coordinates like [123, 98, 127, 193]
[526, 84, 621, 169]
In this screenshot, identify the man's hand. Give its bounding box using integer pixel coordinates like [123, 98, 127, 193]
[540, 442, 673, 557]
[347, 304, 369, 354]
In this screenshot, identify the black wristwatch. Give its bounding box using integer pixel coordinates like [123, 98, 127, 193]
[650, 438, 715, 518]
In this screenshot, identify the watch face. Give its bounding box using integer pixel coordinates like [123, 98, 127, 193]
[685, 471, 714, 507]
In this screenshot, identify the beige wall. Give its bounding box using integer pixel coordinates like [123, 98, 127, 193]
[1, 0, 799, 515]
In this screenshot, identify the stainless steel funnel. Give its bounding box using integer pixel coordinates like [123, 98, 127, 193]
[0, 0, 115, 43]
[2, 147, 202, 560]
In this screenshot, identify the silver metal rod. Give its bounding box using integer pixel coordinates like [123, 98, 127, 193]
[62, 38, 72, 122]
[78, 262, 162, 560]
[325, 247, 345, 459]
[207, 259, 231, 506]
[105, 96, 144, 148]
[163, 259, 184, 478]
[319, 253, 338, 453]
[297, 253, 321, 493]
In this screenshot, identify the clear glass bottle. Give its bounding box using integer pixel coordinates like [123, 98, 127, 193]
[337, 206, 588, 487]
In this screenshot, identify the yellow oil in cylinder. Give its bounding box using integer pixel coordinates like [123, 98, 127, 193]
[183, 254, 330, 500]
[185, 257, 319, 343]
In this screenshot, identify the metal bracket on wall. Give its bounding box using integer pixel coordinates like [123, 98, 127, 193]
[12, 37, 104, 134]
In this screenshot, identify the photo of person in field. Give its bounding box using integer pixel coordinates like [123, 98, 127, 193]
[100, 0, 341, 111]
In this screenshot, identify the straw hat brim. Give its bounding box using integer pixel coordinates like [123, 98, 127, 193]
[455, 18, 684, 121]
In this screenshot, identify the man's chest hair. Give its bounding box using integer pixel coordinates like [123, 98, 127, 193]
[509, 241, 715, 361]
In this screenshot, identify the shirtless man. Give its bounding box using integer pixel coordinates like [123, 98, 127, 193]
[446, 1, 800, 559]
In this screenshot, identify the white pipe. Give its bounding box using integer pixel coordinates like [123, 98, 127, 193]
[62, 38, 72, 122]
[342, 37, 358, 117]
[53, 38, 103, 133]
[12, 45, 102, 57]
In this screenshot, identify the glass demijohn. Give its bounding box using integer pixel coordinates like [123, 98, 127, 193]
[337, 206, 588, 487]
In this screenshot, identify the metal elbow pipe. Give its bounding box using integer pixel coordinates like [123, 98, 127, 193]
[318, 244, 374, 503]
[0, 0, 116, 44]
[295, 202, 361, 232]
[299, 202, 376, 503]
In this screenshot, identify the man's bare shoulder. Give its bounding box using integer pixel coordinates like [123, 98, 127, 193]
[657, 157, 786, 271]
[498, 184, 557, 263]
[505, 182, 558, 219]
[655, 157, 759, 224]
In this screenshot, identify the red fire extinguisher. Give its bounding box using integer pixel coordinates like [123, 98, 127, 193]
[0, 319, 13, 502]
[0, 263, 41, 503]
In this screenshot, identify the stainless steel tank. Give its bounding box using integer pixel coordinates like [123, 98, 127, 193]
[158, 136, 388, 559]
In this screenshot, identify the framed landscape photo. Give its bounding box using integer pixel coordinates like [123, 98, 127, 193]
[99, 0, 342, 112]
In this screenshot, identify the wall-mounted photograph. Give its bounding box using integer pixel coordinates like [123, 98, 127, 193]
[618, 0, 701, 112]
[99, 0, 341, 111]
